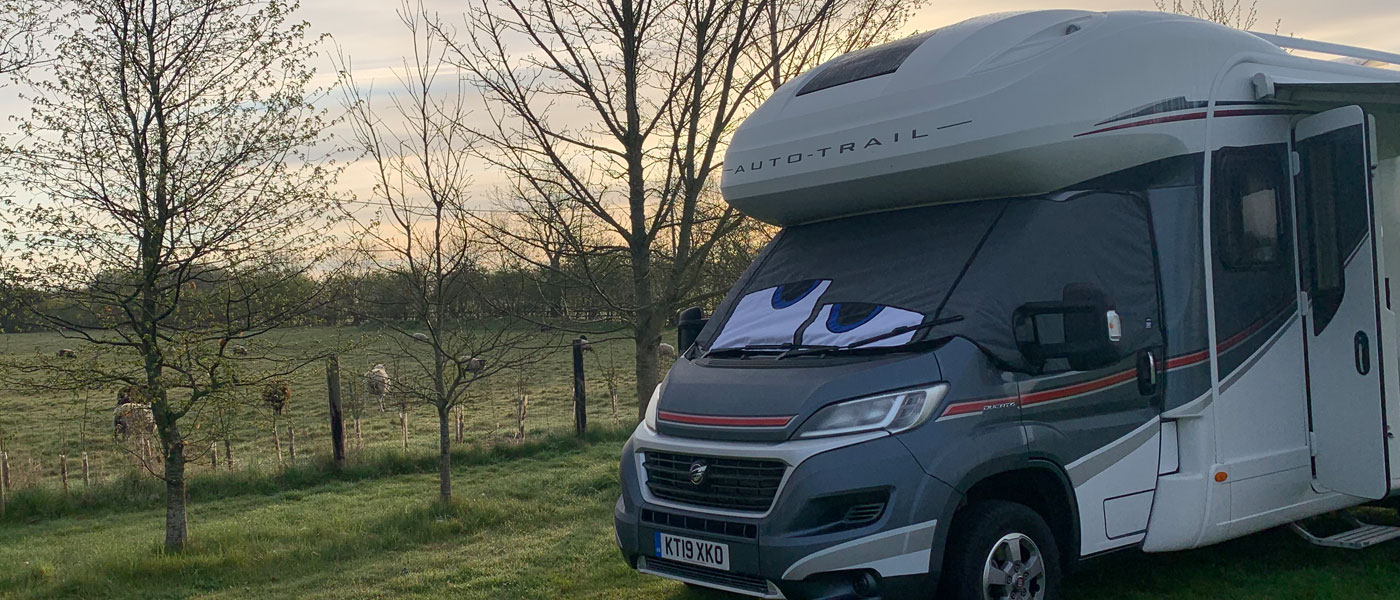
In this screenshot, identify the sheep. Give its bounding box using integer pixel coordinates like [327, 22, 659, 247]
[113, 403, 155, 442]
[116, 384, 142, 407]
[459, 356, 486, 373]
[658, 342, 678, 359]
[57, 348, 77, 359]
[231, 344, 249, 356]
[578, 335, 593, 352]
[365, 364, 391, 411]
[262, 380, 291, 416]
[412, 332, 430, 342]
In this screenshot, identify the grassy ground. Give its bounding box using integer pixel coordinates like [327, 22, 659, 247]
[7, 326, 1400, 599]
[0, 325, 654, 491]
[4, 428, 1400, 599]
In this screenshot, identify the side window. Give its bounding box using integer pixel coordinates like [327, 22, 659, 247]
[1297, 124, 1370, 334]
[1215, 150, 1287, 270]
[1210, 145, 1296, 376]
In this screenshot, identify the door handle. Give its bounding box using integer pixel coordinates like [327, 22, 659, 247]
[1355, 331, 1371, 375]
[1137, 349, 1159, 397]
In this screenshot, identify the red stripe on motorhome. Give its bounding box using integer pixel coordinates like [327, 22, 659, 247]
[658, 411, 793, 427]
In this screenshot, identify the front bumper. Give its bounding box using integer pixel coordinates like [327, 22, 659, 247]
[615, 425, 960, 600]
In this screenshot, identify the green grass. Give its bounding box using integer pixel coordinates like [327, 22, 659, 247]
[8, 326, 1400, 599]
[5, 429, 1400, 599]
[0, 325, 656, 491]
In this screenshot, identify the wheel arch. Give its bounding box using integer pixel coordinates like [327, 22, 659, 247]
[951, 459, 1081, 570]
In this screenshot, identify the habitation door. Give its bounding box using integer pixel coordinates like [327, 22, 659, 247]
[1293, 105, 1390, 500]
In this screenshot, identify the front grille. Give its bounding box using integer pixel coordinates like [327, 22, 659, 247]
[642, 508, 758, 539]
[643, 451, 787, 513]
[643, 556, 772, 596]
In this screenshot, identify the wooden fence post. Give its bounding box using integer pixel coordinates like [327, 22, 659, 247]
[353, 417, 362, 450]
[400, 410, 408, 450]
[287, 427, 296, 462]
[210, 443, 218, 470]
[224, 438, 233, 470]
[273, 427, 283, 466]
[82, 452, 90, 487]
[0, 452, 7, 517]
[517, 394, 530, 441]
[327, 354, 346, 469]
[59, 454, 68, 495]
[455, 411, 464, 443]
[573, 338, 587, 436]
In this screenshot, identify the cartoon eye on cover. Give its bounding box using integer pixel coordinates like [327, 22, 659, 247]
[710, 280, 831, 349]
[801, 302, 925, 347]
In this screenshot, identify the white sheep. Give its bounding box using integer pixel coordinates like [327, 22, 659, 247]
[412, 332, 430, 342]
[57, 348, 77, 359]
[578, 335, 593, 352]
[658, 342, 678, 359]
[365, 364, 391, 411]
[113, 403, 156, 441]
[460, 356, 485, 373]
[231, 344, 249, 356]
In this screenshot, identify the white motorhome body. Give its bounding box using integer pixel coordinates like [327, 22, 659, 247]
[721, 9, 1400, 553]
[616, 10, 1400, 600]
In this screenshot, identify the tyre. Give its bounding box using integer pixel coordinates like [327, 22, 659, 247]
[942, 500, 1061, 600]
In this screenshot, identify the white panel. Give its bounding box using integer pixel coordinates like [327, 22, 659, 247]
[802, 304, 923, 347]
[1104, 491, 1154, 538]
[1073, 428, 1160, 555]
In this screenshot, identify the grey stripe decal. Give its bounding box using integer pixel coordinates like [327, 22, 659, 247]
[781, 520, 938, 580]
[1218, 313, 1298, 394]
[1066, 418, 1160, 487]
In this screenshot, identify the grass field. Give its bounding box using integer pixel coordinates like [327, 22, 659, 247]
[0, 326, 653, 491]
[3, 428, 1400, 599]
[7, 326, 1400, 599]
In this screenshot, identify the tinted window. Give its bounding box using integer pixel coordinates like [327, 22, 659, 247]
[1215, 151, 1287, 270]
[1297, 125, 1369, 334]
[1210, 145, 1295, 376]
[795, 31, 935, 96]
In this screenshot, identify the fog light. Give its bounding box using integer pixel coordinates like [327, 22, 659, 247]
[852, 571, 879, 598]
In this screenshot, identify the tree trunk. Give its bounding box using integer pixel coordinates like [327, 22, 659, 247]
[163, 429, 187, 552]
[633, 302, 662, 419]
[437, 404, 451, 503]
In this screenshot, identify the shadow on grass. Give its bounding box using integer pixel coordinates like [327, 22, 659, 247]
[0, 426, 634, 526]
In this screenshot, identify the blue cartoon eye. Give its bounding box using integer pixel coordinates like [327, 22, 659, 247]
[826, 303, 884, 332]
[771, 280, 823, 309]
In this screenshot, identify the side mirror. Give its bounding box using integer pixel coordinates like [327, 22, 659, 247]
[1014, 283, 1121, 372]
[677, 306, 708, 353]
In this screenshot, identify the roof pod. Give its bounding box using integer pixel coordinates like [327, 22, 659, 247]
[720, 10, 1285, 225]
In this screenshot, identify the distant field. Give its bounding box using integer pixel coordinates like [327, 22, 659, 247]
[3, 429, 1400, 599]
[0, 325, 655, 491]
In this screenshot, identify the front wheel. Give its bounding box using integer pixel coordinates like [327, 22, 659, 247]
[943, 500, 1061, 600]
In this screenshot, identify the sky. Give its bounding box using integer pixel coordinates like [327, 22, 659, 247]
[3, 0, 1398, 232]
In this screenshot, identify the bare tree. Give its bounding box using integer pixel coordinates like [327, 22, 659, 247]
[442, 0, 919, 416]
[1154, 0, 1265, 30]
[0, 0, 336, 551]
[336, 3, 548, 503]
[0, 0, 48, 79]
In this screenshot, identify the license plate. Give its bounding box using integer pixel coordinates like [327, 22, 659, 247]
[655, 532, 730, 571]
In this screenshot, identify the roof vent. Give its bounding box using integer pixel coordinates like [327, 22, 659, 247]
[796, 31, 936, 96]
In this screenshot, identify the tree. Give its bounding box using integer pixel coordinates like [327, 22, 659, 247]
[442, 0, 918, 415]
[1154, 0, 1266, 30]
[0, 0, 48, 78]
[1, 0, 335, 551]
[336, 3, 547, 503]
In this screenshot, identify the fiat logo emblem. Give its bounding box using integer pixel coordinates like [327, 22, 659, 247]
[689, 461, 709, 485]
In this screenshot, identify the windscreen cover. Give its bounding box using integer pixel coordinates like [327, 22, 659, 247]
[699, 192, 1162, 372]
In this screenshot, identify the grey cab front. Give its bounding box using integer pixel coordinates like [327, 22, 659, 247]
[614, 189, 1167, 600]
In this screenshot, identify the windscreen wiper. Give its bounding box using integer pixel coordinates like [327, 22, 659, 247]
[777, 314, 965, 359]
[701, 342, 838, 359]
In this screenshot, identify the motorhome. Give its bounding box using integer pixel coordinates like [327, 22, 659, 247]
[613, 10, 1400, 600]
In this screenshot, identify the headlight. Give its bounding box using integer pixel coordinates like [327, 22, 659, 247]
[794, 383, 949, 439]
[643, 381, 664, 432]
